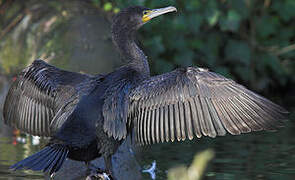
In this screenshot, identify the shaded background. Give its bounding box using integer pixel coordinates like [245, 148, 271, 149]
[0, 0, 294, 179]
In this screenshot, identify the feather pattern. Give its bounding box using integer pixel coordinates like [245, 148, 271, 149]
[3, 60, 101, 137]
[102, 67, 143, 141]
[10, 144, 69, 176]
[129, 67, 288, 145]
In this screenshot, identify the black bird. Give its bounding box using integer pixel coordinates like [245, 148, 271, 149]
[3, 5, 288, 178]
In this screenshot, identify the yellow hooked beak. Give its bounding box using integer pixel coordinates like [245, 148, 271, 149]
[142, 6, 177, 23]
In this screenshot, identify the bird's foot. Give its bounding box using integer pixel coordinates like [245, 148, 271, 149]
[142, 160, 156, 180]
[86, 169, 113, 180]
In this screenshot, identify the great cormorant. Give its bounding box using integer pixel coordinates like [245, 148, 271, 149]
[3, 6, 288, 178]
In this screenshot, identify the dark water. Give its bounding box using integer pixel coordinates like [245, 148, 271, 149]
[140, 119, 295, 180]
[0, 78, 295, 180]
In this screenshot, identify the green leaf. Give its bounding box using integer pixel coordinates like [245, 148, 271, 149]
[190, 39, 204, 50]
[174, 16, 188, 31]
[207, 9, 220, 26]
[191, 0, 201, 8]
[188, 15, 203, 33]
[255, 16, 279, 39]
[202, 33, 221, 66]
[174, 50, 194, 67]
[91, 0, 100, 6]
[272, 0, 295, 22]
[215, 66, 233, 79]
[113, 8, 120, 14]
[228, 0, 249, 19]
[262, 54, 286, 75]
[234, 66, 251, 82]
[219, 10, 241, 32]
[153, 59, 173, 74]
[103, 2, 112, 11]
[225, 40, 251, 66]
[145, 36, 165, 55]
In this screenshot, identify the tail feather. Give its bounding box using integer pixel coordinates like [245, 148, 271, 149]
[29, 147, 57, 170]
[10, 144, 68, 175]
[39, 149, 61, 171]
[43, 148, 64, 172]
[49, 147, 69, 175]
[11, 147, 54, 170]
[50, 148, 68, 175]
[31, 148, 60, 171]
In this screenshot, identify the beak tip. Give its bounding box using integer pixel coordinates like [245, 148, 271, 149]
[170, 6, 177, 12]
[164, 6, 177, 13]
[147, 6, 178, 20]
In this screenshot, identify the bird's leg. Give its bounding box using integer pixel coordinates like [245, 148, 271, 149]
[103, 155, 113, 173]
[85, 161, 91, 170]
[85, 161, 105, 179]
[103, 155, 114, 179]
[85, 157, 114, 180]
[86, 173, 111, 180]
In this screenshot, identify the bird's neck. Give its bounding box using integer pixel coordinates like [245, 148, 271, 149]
[112, 28, 150, 77]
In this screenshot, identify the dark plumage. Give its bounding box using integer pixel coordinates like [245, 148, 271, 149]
[3, 5, 288, 178]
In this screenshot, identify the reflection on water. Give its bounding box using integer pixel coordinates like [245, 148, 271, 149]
[141, 120, 295, 180]
[1, 77, 295, 180]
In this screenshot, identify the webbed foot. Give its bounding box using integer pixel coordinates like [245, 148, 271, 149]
[85, 170, 113, 180]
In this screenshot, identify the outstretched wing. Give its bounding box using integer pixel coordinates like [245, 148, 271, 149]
[3, 60, 100, 137]
[129, 67, 288, 145]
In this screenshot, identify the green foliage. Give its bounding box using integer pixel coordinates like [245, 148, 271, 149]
[167, 149, 215, 180]
[111, 0, 294, 92]
[1, 0, 294, 93]
[0, 38, 28, 74]
[103, 2, 112, 11]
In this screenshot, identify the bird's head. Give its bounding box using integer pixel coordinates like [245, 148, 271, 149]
[112, 6, 177, 32]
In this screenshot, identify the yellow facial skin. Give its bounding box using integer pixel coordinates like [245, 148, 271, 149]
[142, 10, 152, 23]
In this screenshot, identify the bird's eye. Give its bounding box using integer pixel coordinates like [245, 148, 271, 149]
[143, 11, 149, 15]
